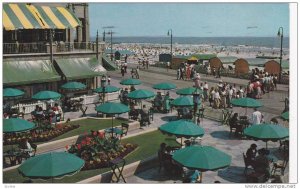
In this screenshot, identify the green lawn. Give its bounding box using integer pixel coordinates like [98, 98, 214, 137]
[48, 118, 127, 141]
[3, 118, 127, 153]
[3, 130, 178, 183]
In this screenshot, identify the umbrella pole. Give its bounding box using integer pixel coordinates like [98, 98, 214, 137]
[111, 116, 114, 138]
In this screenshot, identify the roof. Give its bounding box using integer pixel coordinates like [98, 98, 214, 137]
[190, 54, 217, 60]
[54, 57, 106, 80]
[3, 59, 61, 86]
[3, 3, 81, 30]
[217, 56, 238, 64]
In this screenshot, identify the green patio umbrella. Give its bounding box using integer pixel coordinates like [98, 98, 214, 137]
[153, 82, 176, 90]
[61, 82, 86, 90]
[231, 97, 262, 115]
[96, 102, 130, 137]
[171, 96, 200, 107]
[231, 97, 262, 108]
[128, 89, 155, 99]
[128, 89, 155, 109]
[18, 152, 84, 181]
[32, 91, 61, 100]
[120, 78, 142, 85]
[159, 120, 205, 145]
[172, 145, 231, 172]
[176, 87, 203, 95]
[3, 118, 35, 133]
[3, 88, 24, 98]
[281, 111, 289, 121]
[94, 85, 120, 93]
[243, 124, 289, 149]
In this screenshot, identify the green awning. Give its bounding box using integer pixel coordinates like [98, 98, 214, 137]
[54, 57, 106, 80]
[3, 59, 61, 86]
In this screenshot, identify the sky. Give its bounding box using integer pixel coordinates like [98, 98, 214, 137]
[89, 3, 289, 37]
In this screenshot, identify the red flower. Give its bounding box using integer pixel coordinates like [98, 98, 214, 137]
[77, 144, 81, 150]
[86, 141, 90, 145]
[65, 145, 69, 150]
[93, 131, 97, 136]
[86, 137, 91, 142]
[81, 140, 86, 145]
[98, 132, 105, 139]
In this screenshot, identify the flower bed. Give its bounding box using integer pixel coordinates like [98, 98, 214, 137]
[3, 124, 80, 145]
[67, 131, 138, 170]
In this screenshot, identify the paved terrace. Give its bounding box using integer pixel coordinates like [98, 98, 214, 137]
[17, 65, 289, 183]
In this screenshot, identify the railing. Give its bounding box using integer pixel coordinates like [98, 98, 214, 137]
[11, 92, 120, 115]
[3, 43, 47, 54]
[3, 42, 97, 54]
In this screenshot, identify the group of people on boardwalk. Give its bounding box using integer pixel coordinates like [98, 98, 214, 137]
[247, 68, 278, 99]
[177, 63, 197, 80]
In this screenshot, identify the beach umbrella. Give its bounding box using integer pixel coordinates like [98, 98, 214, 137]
[3, 88, 24, 98]
[231, 97, 262, 114]
[176, 87, 203, 96]
[61, 82, 86, 90]
[3, 118, 35, 133]
[120, 78, 142, 85]
[281, 111, 289, 121]
[153, 82, 176, 90]
[18, 152, 84, 181]
[96, 102, 129, 137]
[32, 91, 61, 100]
[94, 85, 120, 93]
[159, 120, 205, 145]
[172, 145, 231, 173]
[171, 96, 200, 107]
[243, 124, 289, 149]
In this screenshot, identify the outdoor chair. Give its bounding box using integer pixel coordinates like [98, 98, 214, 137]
[120, 123, 129, 137]
[148, 108, 154, 121]
[271, 156, 289, 176]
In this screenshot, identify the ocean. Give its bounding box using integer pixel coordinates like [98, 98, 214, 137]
[91, 36, 289, 49]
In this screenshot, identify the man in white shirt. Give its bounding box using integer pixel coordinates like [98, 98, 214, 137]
[252, 108, 262, 124]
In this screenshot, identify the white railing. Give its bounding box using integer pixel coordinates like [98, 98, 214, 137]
[70, 92, 120, 105]
[12, 92, 120, 115]
[11, 101, 57, 114]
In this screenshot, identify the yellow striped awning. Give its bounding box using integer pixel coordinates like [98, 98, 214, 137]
[3, 3, 81, 30]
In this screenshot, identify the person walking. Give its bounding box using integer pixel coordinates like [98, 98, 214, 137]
[252, 108, 263, 124]
[121, 65, 125, 77]
[180, 67, 184, 80]
[177, 68, 181, 80]
[203, 82, 209, 102]
[107, 75, 111, 85]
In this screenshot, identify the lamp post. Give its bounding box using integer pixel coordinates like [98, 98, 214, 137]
[277, 27, 283, 83]
[103, 26, 115, 61]
[96, 30, 99, 60]
[101, 75, 107, 104]
[167, 29, 173, 68]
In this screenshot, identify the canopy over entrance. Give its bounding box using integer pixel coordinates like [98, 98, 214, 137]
[54, 57, 106, 80]
[3, 3, 81, 30]
[3, 59, 61, 86]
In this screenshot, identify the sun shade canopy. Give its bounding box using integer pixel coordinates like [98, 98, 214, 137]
[3, 3, 81, 30]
